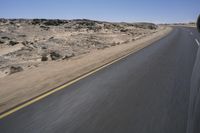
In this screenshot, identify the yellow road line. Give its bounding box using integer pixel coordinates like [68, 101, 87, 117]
[0, 50, 135, 120]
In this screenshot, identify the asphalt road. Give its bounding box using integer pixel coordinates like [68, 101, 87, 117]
[0, 27, 199, 133]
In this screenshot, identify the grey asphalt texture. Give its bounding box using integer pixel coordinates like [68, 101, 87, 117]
[0, 27, 199, 133]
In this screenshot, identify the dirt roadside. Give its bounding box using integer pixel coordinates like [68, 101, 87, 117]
[0, 26, 172, 114]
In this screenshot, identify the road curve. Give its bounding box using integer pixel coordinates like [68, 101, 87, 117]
[0, 27, 199, 133]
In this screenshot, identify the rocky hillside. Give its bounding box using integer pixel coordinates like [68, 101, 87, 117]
[0, 19, 158, 77]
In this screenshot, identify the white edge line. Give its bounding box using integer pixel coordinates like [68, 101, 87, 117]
[195, 39, 200, 46]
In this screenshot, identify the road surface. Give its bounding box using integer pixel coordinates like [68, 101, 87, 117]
[0, 27, 199, 133]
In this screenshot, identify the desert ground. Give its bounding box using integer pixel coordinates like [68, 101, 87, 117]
[0, 19, 159, 77]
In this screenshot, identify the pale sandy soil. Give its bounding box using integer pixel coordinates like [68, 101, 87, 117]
[0, 44, 24, 56]
[0, 26, 172, 113]
[0, 19, 159, 77]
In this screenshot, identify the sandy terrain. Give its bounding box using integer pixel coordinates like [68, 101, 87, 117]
[0, 19, 158, 77]
[0, 19, 171, 113]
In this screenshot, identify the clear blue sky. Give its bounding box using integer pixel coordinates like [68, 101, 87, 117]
[0, 0, 199, 23]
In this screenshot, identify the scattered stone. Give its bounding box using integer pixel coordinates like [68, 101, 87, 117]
[43, 19, 65, 26]
[31, 19, 43, 25]
[49, 37, 54, 40]
[62, 53, 75, 60]
[0, 40, 5, 44]
[1, 36, 10, 40]
[0, 19, 159, 78]
[41, 46, 47, 49]
[8, 41, 19, 46]
[0, 18, 8, 23]
[40, 25, 50, 30]
[50, 51, 61, 60]
[9, 21, 15, 25]
[5, 66, 23, 75]
[41, 55, 48, 61]
[18, 34, 26, 37]
[120, 29, 129, 32]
